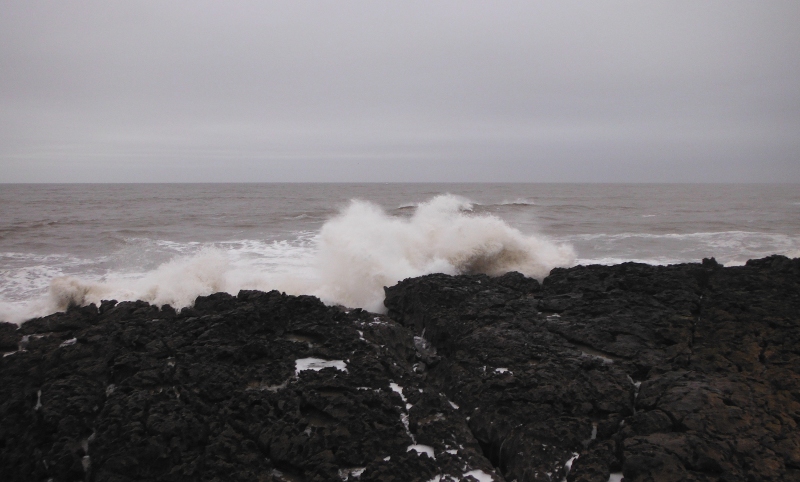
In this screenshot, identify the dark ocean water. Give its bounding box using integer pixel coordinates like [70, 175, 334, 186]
[1, 183, 798, 323]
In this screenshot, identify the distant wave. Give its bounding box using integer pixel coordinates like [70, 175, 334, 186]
[568, 230, 796, 242]
[567, 231, 800, 267]
[398, 198, 536, 211]
[496, 198, 536, 206]
[0, 195, 575, 323]
[471, 199, 536, 209]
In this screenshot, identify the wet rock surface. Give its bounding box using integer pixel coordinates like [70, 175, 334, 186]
[385, 256, 800, 482]
[1, 256, 799, 481]
[1, 291, 497, 482]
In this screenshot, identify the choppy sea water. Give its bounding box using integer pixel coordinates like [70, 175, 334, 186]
[1, 183, 798, 323]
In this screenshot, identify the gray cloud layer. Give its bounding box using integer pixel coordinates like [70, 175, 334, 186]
[2, 1, 799, 182]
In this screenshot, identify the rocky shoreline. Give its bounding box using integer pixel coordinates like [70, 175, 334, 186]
[1, 255, 798, 482]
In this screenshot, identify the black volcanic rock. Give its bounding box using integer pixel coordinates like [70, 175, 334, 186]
[1, 291, 498, 482]
[1, 256, 799, 482]
[384, 257, 800, 482]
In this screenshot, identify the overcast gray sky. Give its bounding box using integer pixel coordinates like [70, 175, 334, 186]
[1, 1, 799, 182]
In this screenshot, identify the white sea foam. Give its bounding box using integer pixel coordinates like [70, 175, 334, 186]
[310, 195, 574, 311]
[567, 231, 800, 267]
[0, 194, 574, 323]
[463, 469, 495, 481]
[295, 357, 348, 375]
[47, 248, 234, 312]
[0, 248, 251, 323]
[0, 253, 93, 297]
[563, 452, 580, 479]
[407, 444, 435, 458]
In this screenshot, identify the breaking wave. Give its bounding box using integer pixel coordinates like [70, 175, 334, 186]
[312, 195, 574, 310]
[0, 195, 575, 323]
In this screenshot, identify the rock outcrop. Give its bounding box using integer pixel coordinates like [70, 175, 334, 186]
[1, 256, 798, 481]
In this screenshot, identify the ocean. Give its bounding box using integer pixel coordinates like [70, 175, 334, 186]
[1, 183, 798, 324]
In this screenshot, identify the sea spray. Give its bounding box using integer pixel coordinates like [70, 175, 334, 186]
[311, 195, 575, 311]
[48, 248, 232, 313]
[1, 195, 575, 323]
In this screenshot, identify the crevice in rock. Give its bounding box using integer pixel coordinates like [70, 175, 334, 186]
[475, 436, 503, 472]
[758, 342, 768, 365]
